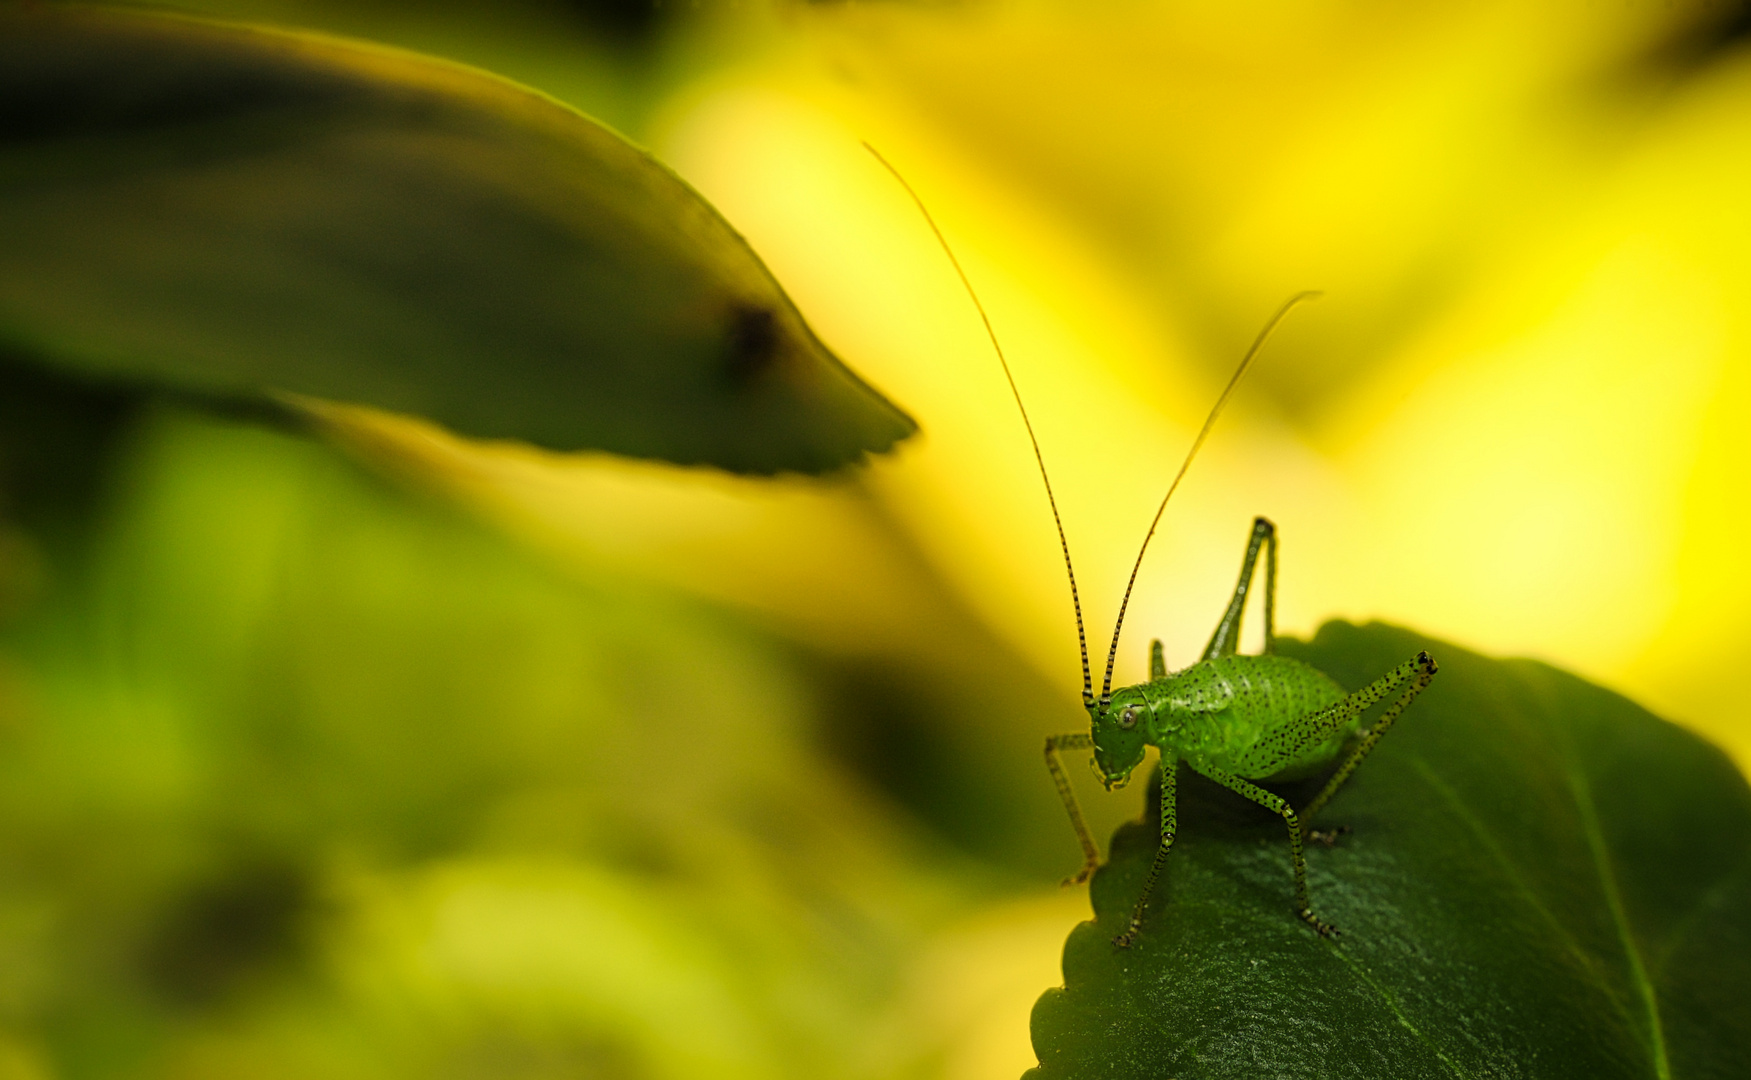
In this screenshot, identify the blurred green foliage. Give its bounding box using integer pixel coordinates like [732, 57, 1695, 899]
[1, 5, 912, 474]
[0, 404, 974, 1078]
[0, 7, 1072, 1075]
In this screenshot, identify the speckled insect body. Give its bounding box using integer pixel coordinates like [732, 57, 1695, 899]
[870, 147, 1437, 946]
[1110, 654, 1350, 786]
[1057, 515, 1438, 944]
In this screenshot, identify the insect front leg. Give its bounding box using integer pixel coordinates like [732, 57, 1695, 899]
[1201, 516, 1277, 660]
[1149, 639, 1167, 679]
[1299, 651, 1438, 824]
[1191, 762, 1338, 937]
[1045, 733, 1100, 884]
[1114, 759, 1178, 948]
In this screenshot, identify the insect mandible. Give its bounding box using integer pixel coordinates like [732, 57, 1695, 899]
[869, 147, 1438, 946]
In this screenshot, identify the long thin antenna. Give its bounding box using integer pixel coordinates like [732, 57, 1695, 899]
[865, 143, 1094, 707]
[1097, 291, 1321, 708]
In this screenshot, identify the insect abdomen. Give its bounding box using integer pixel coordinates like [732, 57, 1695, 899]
[1211, 654, 1344, 727]
[1151, 655, 1348, 778]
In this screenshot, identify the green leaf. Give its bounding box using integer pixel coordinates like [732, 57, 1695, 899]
[1029, 621, 1751, 1080]
[0, 5, 914, 474]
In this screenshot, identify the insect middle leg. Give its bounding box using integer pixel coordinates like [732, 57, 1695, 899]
[1045, 733, 1099, 884]
[1189, 761, 1337, 937]
[1114, 760, 1178, 947]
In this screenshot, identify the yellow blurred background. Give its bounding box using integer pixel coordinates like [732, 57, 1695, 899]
[7, 1, 1751, 1078]
[330, 0, 1751, 781]
[332, 1, 1751, 1074]
[653, 0, 1751, 756]
[316, 0, 1751, 1074]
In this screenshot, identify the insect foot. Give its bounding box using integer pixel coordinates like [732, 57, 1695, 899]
[1299, 908, 1341, 939]
[1113, 894, 1149, 947]
[1307, 825, 1353, 847]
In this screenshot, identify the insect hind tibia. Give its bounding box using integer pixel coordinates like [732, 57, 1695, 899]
[864, 142, 1095, 707]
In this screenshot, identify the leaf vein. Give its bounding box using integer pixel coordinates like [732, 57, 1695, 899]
[1408, 755, 1640, 1029]
[1329, 946, 1471, 1080]
[1563, 757, 1671, 1080]
[1651, 844, 1751, 974]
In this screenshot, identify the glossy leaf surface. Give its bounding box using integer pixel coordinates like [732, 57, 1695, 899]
[0, 5, 914, 474]
[1031, 622, 1751, 1080]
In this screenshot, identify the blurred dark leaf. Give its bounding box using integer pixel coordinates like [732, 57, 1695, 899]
[0, 5, 914, 474]
[1030, 622, 1751, 1080]
[0, 357, 147, 627]
[0, 358, 140, 535]
[562, 0, 671, 44]
[142, 857, 314, 1005]
[1636, 1, 1751, 78]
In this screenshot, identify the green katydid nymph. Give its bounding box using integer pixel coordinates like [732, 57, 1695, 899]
[869, 147, 1437, 946]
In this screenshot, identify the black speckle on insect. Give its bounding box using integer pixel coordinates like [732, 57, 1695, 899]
[724, 303, 780, 387]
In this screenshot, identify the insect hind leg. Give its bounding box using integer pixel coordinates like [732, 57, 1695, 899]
[1231, 651, 1435, 788]
[1201, 516, 1277, 661]
[1299, 651, 1438, 824]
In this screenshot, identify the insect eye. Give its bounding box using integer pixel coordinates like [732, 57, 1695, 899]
[1118, 706, 1141, 729]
